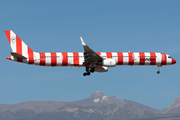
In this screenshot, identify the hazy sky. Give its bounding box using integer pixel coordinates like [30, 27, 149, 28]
[1, 0, 180, 110]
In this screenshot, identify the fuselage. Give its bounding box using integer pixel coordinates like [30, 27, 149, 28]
[7, 52, 176, 67]
[5, 30, 176, 75]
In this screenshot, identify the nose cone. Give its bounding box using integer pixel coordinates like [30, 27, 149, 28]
[6, 56, 11, 60]
[172, 58, 176, 64]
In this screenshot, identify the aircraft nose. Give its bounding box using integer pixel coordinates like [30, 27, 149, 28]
[172, 58, 176, 64]
[6, 56, 11, 60]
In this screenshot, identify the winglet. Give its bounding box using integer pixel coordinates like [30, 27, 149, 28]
[80, 37, 86, 46]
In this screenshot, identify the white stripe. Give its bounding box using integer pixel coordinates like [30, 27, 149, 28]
[22, 41, 28, 58]
[112, 52, 118, 62]
[123, 52, 128, 65]
[34, 52, 40, 65]
[133, 52, 139, 65]
[56, 53, 62, 66]
[45, 53, 51, 66]
[144, 53, 150, 65]
[156, 53, 161, 65]
[10, 31, 16, 52]
[100, 52, 107, 58]
[79, 52, 84, 66]
[68, 52, 73, 66]
[166, 54, 172, 65]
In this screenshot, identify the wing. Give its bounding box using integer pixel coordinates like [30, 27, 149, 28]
[80, 37, 103, 64]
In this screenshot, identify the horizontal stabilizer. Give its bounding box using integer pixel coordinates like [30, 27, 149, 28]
[10, 52, 27, 59]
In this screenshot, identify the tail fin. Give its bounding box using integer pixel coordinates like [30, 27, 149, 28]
[5, 30, 34, 64]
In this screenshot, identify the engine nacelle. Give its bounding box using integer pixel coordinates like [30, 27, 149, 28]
[98, 58, 117, 67]
[95, 66, 108, 72]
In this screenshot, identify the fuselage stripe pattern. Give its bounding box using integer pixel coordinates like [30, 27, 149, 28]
[150, 53, 156, 65]
[117, 52, 123, 65]
[73, 52, 79, 66]
[128, 52, 134, 65]
[51, 53, 57, 66]
[40, 53, 46, 66]
[5, 30, 176, 68]
[161, 53, 167, 66]
[62, 53, 68, 66]
[16, 36, 23, 62]
[28, 47, 34, 64]
[139, 52, 145, 65]
[106, 52, 112, 58]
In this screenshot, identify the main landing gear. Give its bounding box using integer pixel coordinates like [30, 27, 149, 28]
[157, 65, 161, 74]
[83, 67, 95, 76]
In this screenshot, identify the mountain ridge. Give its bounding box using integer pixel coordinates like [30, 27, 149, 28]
[0, 91, 179, 120]
[162, 98, 180, 114]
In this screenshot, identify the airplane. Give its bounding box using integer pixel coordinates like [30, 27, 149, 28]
[5, 30, 176, 76]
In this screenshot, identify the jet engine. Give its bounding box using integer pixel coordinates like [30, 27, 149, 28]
[95, 66, 108, 72]
[98, 58, 117, 67]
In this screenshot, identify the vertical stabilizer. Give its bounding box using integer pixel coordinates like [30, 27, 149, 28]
[5, 30, 34, 64]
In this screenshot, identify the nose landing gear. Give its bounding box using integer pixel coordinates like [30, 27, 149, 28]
[157, 66, 161, 74]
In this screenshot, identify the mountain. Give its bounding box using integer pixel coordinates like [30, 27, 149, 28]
[163, 98, 180, 114]
[0, 101, 67, 113]
[0, 91, 179, 120]
[79, 91, 129, 107]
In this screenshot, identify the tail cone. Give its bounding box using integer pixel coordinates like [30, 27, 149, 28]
[6, 56, 11, 60]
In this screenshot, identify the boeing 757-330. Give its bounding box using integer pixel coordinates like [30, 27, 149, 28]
[5, 30, 176, 76]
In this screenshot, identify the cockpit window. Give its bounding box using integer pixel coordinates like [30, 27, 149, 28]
[168, 56, 172, 58]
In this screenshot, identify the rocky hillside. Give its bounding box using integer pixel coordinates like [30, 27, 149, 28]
[0, 91, 179, 120]
[80, 91, 130, 107]
[162, 98, 180, 114]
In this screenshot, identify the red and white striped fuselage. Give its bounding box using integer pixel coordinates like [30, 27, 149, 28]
[7, 52, 176, 67]
[5, 30, 176, 75]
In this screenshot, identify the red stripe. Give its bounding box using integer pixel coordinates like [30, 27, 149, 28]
[150, 53, 156, 65]
[62, 53, 68, 66]
[28, 47, 34, 64]
[117, 52, 123, 65]
[139, 52, 145, 65]
[73, 52, 79, 66]
[51, 53, 57, 66]
[4, 31, 11, 44]
[161, 53, 167, 66]
[16, 36, 23, 62]
[16, 36, 22, 55]
[128, 52, 134, 65]
[40, 53, 46, 66]
[106, 52, 112, 58]
[96, 52, 101, 56]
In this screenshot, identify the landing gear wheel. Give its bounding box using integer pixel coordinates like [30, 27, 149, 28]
[83, 72, 90, 76]
[83, 73, 87, 76]
[157, 71, 160, 74]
